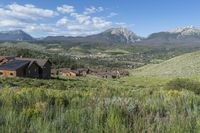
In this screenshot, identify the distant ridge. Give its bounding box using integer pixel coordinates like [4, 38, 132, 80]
[1, 26, 200, 45]
[43, 27, 142, 44]
[0, 30, 34, 41]
[142, 26, 200, 45]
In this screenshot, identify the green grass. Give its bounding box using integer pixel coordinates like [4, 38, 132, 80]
[2, 49, 200, 132]
[104, 49, 130, 55]
[0, 75, 200, 132]
[0, 42, 45, 51]
[132, 50, 200, 77]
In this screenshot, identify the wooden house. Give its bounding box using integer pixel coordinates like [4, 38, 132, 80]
[60, 70, 77, 77]
[96, 71, 114, 79]
[0, 56, 51, 79]
[26, 61, 41, 78]
[0, 56, 15, 65]
[51, 68, 90, 77]
[53, 68, 78, 77]
[0, 60, 40, 78]
[15, 58, 52, 79]
[51, 69, 59, 76]
[76, 68, 90, 76]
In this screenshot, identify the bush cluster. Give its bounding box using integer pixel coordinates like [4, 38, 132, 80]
[167, 78, 200, 94]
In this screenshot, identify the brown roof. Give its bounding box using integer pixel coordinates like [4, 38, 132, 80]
[27, 61, 41, 68]
[15, 57, 51, 68]
[0, 56, 15, 60]
[0, 60, 30, 70]
[0, 56, 50, 68]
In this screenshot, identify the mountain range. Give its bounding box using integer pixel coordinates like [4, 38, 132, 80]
[141, 26, 200, 45]
[0, 30, 34, 41]
[1, 26, 200, 45]
[42, 27, 142, 44]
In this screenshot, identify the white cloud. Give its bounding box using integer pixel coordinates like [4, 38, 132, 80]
[25, 24, 59, 37]
[84, 6, 104, 15]
[57, 5, 75, 14]
[0, 3, 58, 36]
[92, 17, 112, 28]
[25, 23, 56, 32]
[56, 17, 69, 26]
[0, 19, 24, 27]
[0, 3, 58, 34]
[108, 12, 118, 18]
[70, 13, 91, 25]
[55, 5, 113, 36]
[0, 3, 124, 37]
[2, 3, 58, 21]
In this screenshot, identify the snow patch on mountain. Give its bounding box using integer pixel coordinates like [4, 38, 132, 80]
[169, 26, 200, 36]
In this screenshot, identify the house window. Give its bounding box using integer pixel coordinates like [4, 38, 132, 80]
[0, 72, 3, 75]
[10, 73, 14, 76]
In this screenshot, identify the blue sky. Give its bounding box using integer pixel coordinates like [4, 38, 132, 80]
[0, 0, 200, 37]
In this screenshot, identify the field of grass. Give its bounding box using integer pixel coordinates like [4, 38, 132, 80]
[104, 49, 130, 55]
[0, 42, 46, 51]
[1, 44, 200, 132]
[0, 74, 200, 132]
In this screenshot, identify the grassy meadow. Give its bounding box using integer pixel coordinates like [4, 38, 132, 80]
[1, 44, 200, 132]
[0, 73, 200, 132]
[132, 50, 200, 77]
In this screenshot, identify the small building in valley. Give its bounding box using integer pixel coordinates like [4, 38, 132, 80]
[51, 68, 90, 77]
[60, 70, 77, 77]
[0, 56, 51, 79]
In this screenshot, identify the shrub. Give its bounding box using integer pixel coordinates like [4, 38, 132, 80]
[167, 90, 181, 97]
[167, 78, 200, 94]
[21, 102, 46, 119]
[47, 94, 69, 107]
[21, 107, 41, 119]
[12, 90, 31, 110]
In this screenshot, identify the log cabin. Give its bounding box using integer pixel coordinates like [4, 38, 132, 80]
[15, 58, 52, 79]
[0, 56, 51, 79]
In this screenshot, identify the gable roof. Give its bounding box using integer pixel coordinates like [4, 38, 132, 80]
[0, 60, 30, 70]
[15, 57, 51, 68]
[27, 60, 41, 68]
[0, 56, 51, 69]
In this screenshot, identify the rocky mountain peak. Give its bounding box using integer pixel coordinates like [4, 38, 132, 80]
[0, 30, 34, 41]
[104, 27, 136, 36]
[169, 26, 200, 36]
[101, 27, 142, 43]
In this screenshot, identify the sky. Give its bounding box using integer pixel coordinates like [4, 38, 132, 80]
[0, 0, 200, 37]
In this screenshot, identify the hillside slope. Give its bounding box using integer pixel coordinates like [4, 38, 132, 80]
[133, 50, 200, 77]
